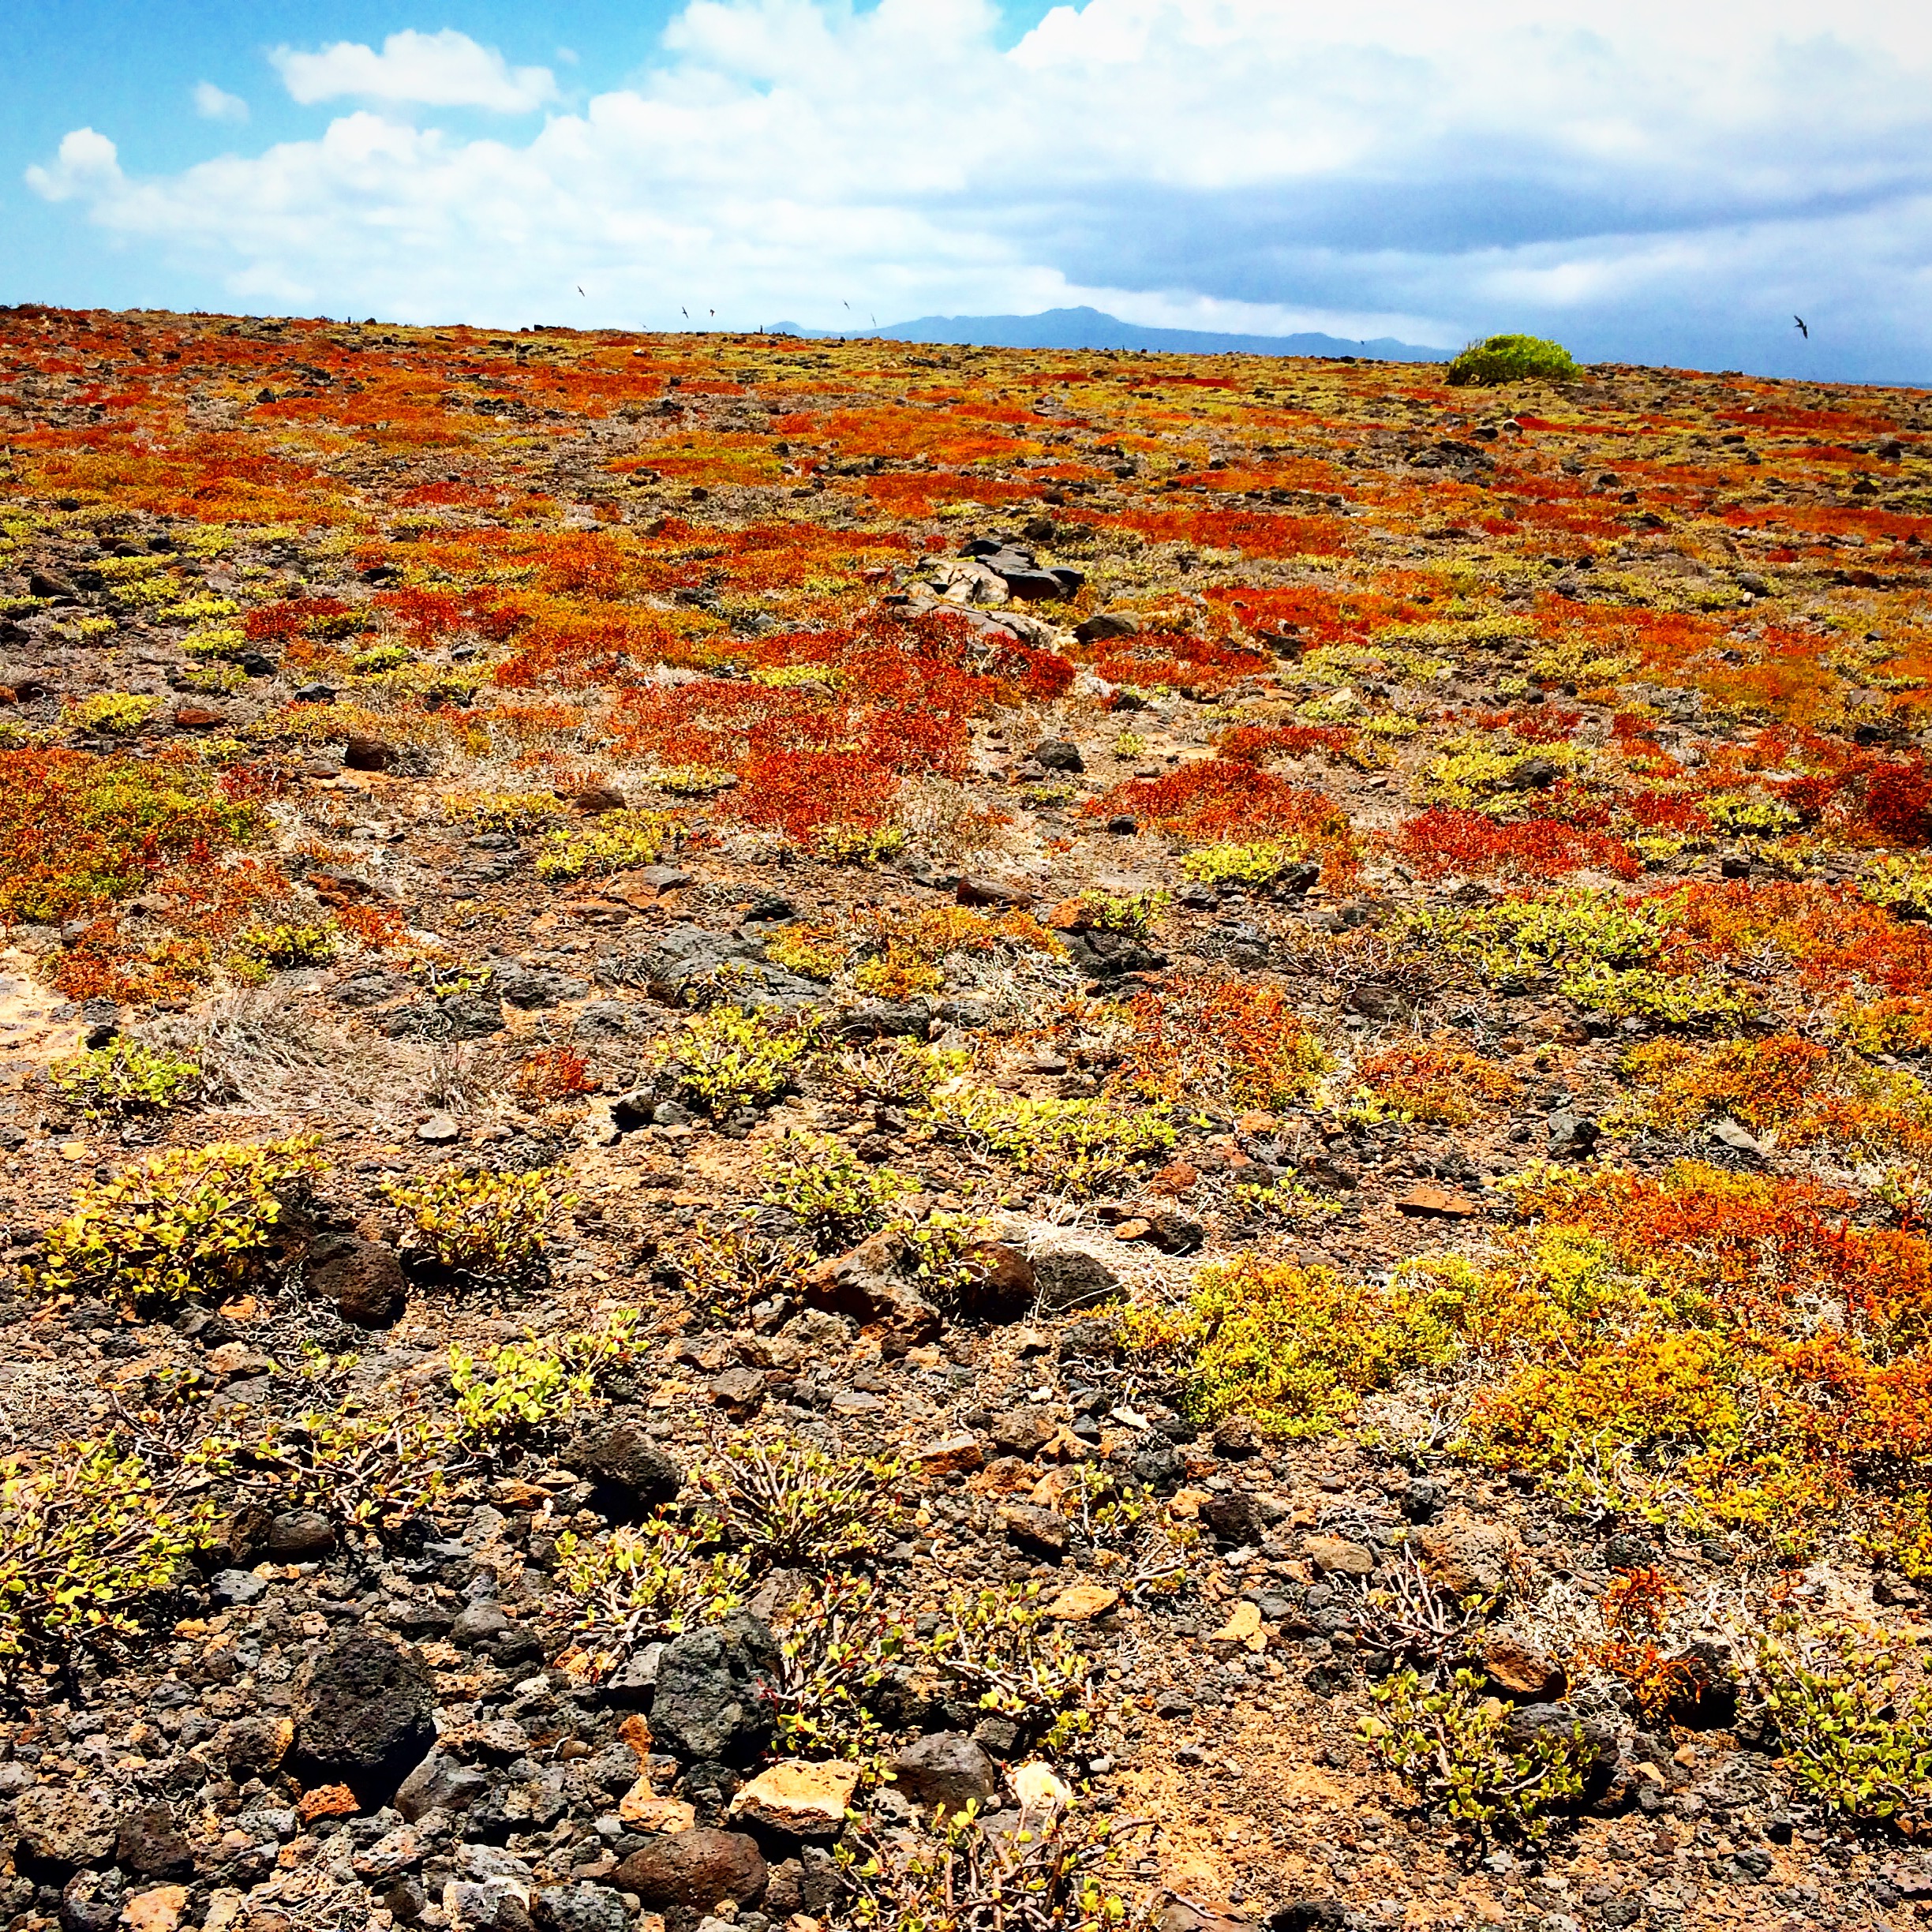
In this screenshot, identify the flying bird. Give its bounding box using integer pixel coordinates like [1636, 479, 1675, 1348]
[1794, 316, 1809, 339]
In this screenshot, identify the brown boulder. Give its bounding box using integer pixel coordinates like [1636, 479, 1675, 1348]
[800, 1229, 939, 1341]
[1482, 1635, 1567, 1701]
[305, 1235, 406, 1328]
[1419, 1515, 1518, 1598]
[344, 736, 397, 771]
[614, 1829, 767, 1911]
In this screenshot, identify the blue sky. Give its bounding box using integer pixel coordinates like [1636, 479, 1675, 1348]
[10, 1, 1932, 383]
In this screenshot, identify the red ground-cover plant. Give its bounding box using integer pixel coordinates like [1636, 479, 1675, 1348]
[1394, 807, 1641, 882]
[1084, 757, 1354, 848]
[0, 747, 265, 925]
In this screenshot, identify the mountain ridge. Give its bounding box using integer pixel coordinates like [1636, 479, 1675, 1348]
[769, 303, 1443, 361]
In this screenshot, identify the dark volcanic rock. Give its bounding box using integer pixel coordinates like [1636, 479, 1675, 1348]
[305, 1234, 407, 1327]
[564, 1410, 684, 1510]
[293, 1630, 436, 1790]
[650, 1615, 781, 1765]
[890, 1732, 1000, 1814]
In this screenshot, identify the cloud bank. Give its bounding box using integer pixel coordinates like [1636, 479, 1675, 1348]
[26, 0, 1932, 377]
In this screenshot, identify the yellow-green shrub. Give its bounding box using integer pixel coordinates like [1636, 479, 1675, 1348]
[536, 810, 681, 880]
[49, 1038, 202, 1119]
[29, 1135, 324, 1308]
[380, 1166, 574, 1279]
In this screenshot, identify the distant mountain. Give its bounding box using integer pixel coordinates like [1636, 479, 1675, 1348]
[769, 305, 1443, 361]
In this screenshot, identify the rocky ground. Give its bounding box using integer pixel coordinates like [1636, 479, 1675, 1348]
[5, 304, 1932, 1932]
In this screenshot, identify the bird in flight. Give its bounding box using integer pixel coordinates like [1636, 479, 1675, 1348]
[1794, 316, 1809, 339]
[577, 286, 585, 297]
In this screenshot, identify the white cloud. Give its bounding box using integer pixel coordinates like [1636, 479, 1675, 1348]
[271, 28, 558, 112]
[193, 81, 249, 124]
[25, 1, 1932, 376]
[24, 128, 124, 203]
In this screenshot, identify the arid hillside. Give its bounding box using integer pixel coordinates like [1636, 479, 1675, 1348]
[4, 304, 1932, 1932]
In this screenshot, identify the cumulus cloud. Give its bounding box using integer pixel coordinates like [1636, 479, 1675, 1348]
[193, 82, 249, 124]
[271, 28, 559, 112]
[24, 128, 125, 204]
[25, 0, 1932, 376]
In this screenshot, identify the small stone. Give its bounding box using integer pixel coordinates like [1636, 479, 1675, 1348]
[396, 1749, 489, 1822]
[710, 1366, 767, 1418]
[728, 1760, 861, 1839]
[1044, 1585, 1119, 1622]
[566, 1413, 684, 1507]
[417, 1111, 461, 1143]
[1210, 1601, 1264, 1645]
[1010, 1762, 1073, 1810]
[1711, 1118, 1763, 1155]
[919, 1433, 984, 1474]
[121, 1887, 190, 1932]
[991, 1406, 1059, 1458]
[956, 875, 1037, 909]
[533, 1882, 629, 1932]
[618, 1784, 697, 1834]
[1419, 1516, 1518, 1598]
[11, 1786, 117, 1872]
[890, 1733, 999, 1815]
[293, 1629, 437, 1786]
[1200, 1489, 1266, 1548]
[1393, 1183, 1477, 1219]
[268, 1508, 336, 1561]
[297, 1783, 361, 1822]
[1545, 1110, 1600, 1157]
[650, 1615, 781, 1765]
[1482, 1636, 1567, 1701]
[305, 1235, 406, 1328]
[1304, 1534, 1375, 1578]
[998, 1502, 1069, 1558]
[1032, 739, 1084, 773]
[115, 1803, 193, 1878]
[344, 735, 397, 772]
[614, 1829, 768, 1911]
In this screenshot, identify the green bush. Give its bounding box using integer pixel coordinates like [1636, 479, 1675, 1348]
[1362, 1668, 1589, 1844]
[1758, 1623, 1932, 1824]
[1445, 335, 1580, 388]
[28, 1135, 324, 1308]
[656, 1006, 817, 1116]
[925, 1582, 1096, 1754]
[0, 1445, 215, 1683]
[49, 1038, 202, 1120]
[380, 1165, 574, 1279]
[535, 809, 681, 880]
[932, 1089, 1175, 1198]
[698, 1438, 905, 1569]
[760, 1132, 915, 1252]
[554, 1515, 751, 1677]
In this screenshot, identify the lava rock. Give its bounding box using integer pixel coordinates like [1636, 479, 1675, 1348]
[613, 1829, 768, 1911]
[395, 1750, 489, 1822]
[266, 1508, 336, 1561]
[564, 1412, 684, 1512]
[533, 1883, 629, 1932]
[344, 736, 397, 772]
[1200, 1491, 1267, 1548]
[1545, 1110, 1600, 1157]
[292, 1630, 437, 1791]
[305, 1235, 406, 1328]
[114, 1805, 192, 1880]
[1031, 1245, 1125, 1316]
[1032, 739, 1084, 773]
[891, 1733, 1000, 1815]
[11, 1788, 117, 1874]
[650, 1615, 781, 1765]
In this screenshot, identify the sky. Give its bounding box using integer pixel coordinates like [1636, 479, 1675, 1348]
[9, 0, 1932, 383]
